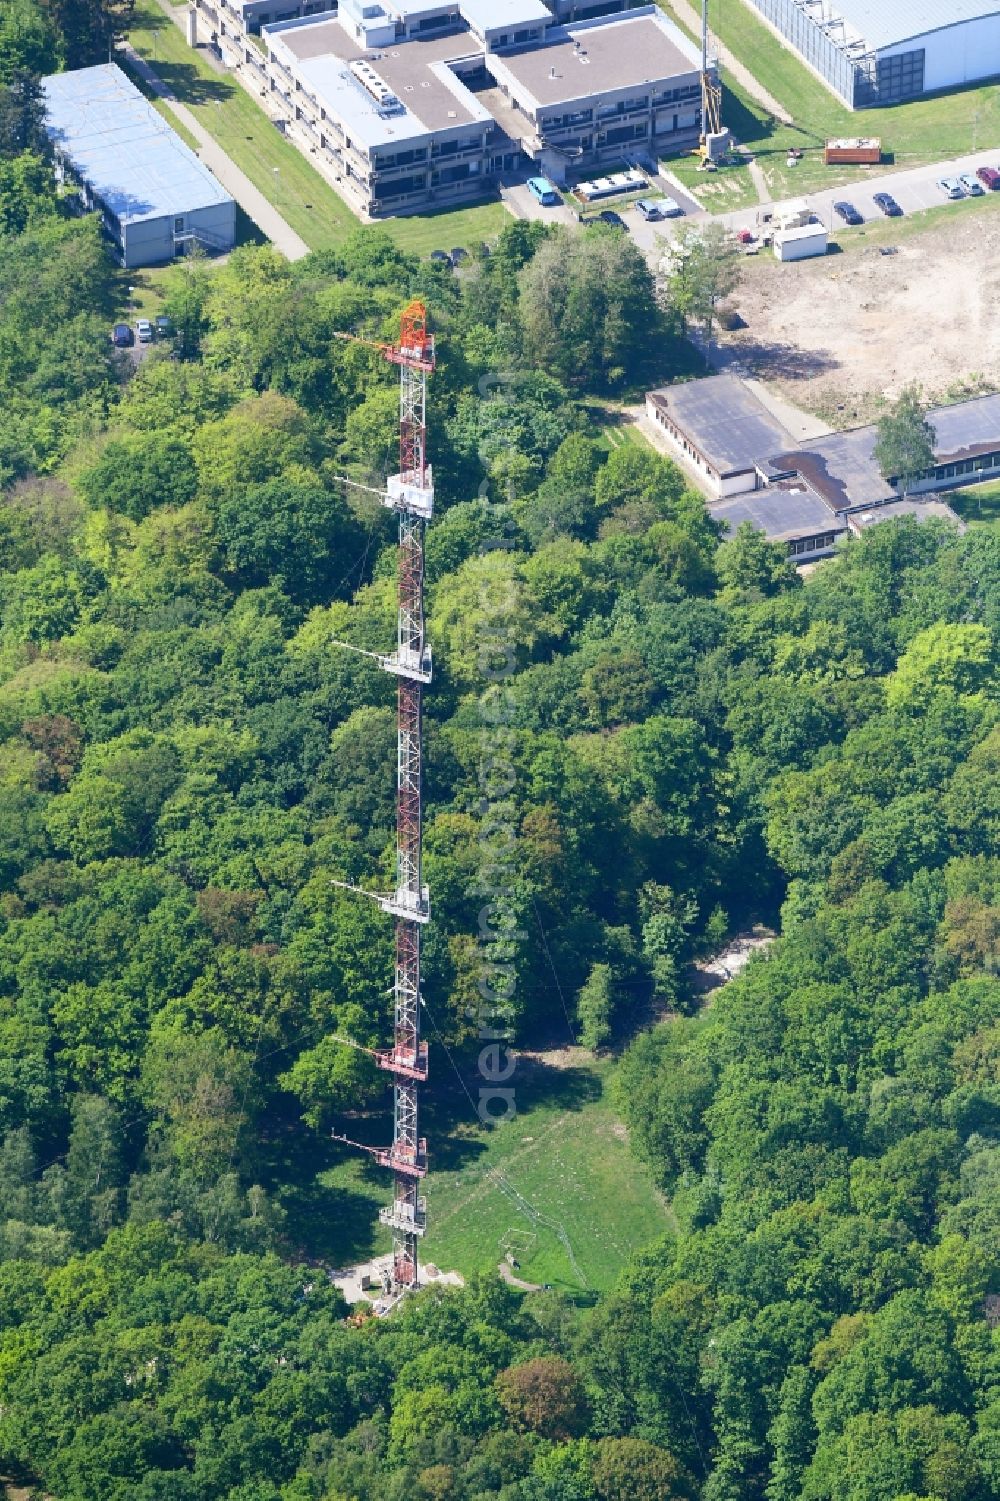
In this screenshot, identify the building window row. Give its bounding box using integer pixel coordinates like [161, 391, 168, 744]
[653, 83, 700, 104]
[789, 532, 838, 556]
[932, 452, 1000, 482]
[597, 95, 650, 119]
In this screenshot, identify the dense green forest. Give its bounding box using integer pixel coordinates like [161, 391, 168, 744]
[1, 3, 999, 1497]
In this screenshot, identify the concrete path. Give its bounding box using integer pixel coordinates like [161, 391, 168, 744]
[331, 1253, 464, 1312]
[741, 377, 832, 442]
[663, 0, 793, 124]
[117, 39, 310, 260]
[498, 1260, 544, 1292]
[746, 155, 772, 204]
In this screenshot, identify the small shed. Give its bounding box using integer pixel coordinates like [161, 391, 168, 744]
[773, 222, 829, 262]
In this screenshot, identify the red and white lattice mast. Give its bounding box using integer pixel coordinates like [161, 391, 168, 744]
[332, 301, 435, 1293]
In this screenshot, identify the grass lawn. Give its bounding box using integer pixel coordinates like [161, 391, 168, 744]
[948, 478, 1000, 526]
[388, 200, 513, 257]
[657, 0, 1000, 208]
[419, 1056, 672, 1295]
[127, 0, 358, 251]
[669, 142, 760, 214]
[125, 2, 513, 258]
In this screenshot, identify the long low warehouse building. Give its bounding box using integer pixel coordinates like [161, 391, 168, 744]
[42, 63, 236, 268]
[746, 1, 1000, 108]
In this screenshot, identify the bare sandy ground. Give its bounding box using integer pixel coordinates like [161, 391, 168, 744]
[719, 213, 1000, 425]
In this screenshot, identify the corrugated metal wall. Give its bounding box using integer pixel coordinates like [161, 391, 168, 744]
[744, 0, 858, 104]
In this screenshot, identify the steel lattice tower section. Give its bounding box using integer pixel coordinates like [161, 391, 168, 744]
[332, 301, 435, 1294]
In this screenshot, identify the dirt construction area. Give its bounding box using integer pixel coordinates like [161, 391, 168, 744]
[717, 210, 1000, 428]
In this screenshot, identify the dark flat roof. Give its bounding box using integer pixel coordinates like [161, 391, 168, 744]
[711, 482, 847, 543]
[650, 373, 796, 478]
[655, 377, 1000, 510]
[489, 11, 699, 110]
[768, 427, 895, 512]
[773, 392, 1000, 511]
[848, 496, 966, 532]
[931, 391, 1000, 460]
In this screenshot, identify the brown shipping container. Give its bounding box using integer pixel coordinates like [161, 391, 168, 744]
[824, 137, 882, 165]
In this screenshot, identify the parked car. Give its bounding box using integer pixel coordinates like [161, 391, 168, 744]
[634, 198, 662, 220]
[976, 165, 1000, 190]
[660, 195, 682, 217]
[597, 208, 626, 229]
[873, 192, 902, 217]
[111, 322, 134, 348]
[135, 318, 154, 343]
[959, 172, 984, 196]
[526, 175, 560, 206]
[155, 314, 174, 337]
[833, 200, 863, 225]
[736, 227, 755, 244]
[429, 249, 451, 264]
[937, 177, 964, 199]
[449, 246, 469, 266]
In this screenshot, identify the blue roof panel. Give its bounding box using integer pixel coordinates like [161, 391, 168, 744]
[42, 63, 233, 224]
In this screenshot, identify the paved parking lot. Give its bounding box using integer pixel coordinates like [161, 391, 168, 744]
[697, 144, 1000, 238]
[505, 144, 1000, 266]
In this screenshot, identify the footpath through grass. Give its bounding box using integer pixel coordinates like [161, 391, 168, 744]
[420, 1055, 672, 1296]
[127, 0, 356, 251]
[126, 0, 511, 257]
[658, 0, 1000, 209]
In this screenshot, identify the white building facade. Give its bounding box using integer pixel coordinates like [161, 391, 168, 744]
[42, 64, 235, 268]
[746, 0, 1000, 108]
[191, 0, 707, 215]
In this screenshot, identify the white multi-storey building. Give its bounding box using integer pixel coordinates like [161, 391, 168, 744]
[192, 0, 706, 215]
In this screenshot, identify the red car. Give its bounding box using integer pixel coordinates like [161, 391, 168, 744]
[976, 165, 1000, 190]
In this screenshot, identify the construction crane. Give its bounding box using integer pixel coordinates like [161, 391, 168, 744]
[700, 0, 723, 155]
[330, 300, 435, 1296]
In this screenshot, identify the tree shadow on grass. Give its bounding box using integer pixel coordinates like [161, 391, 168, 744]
[264, 1051, 605, 1262]
[418, 1054, 604, 1176]
[280, 1162, 388, 1267]
[148, 56, 235, 108]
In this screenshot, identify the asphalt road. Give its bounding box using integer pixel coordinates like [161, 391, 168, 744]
[501, 144, 1000, 261]
[696, 144, 1000, 238]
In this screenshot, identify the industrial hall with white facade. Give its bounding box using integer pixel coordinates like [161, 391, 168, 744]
[191, 0, 710, 216]
[746, 1, 1000, 109]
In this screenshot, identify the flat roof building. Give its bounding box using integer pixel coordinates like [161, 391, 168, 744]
[484, 9, 703, 174]
[199, 0, 708, 215]
[647, 373, 976, 560]
[846, 496, 967, 535]
[713, 479, 848, 560]
[746, 0, 1000, 108]
[646, 375, 797, 498]
[42, 63, 235, 267]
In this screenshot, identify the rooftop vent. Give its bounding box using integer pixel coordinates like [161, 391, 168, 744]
[349, 57, 405, 115]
